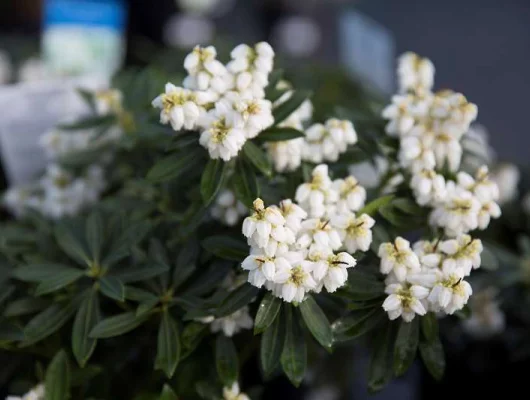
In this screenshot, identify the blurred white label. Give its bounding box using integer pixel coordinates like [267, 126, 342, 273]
[338, 10, 395, 94]
[0, 76, 107, 185]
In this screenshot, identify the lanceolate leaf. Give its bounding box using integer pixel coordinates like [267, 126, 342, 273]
[201, 159, 227, 206]
[393, 318, 419, 376]
[146, 149, 203, 183]
[254, 293, 282, 334]
[332, 308, 384, 342]
[90, 312, 148, 338]
[99, 276, 125, 302]
[4, 297, 49, 317]
[86, 212, 104, 263]
[35, 269, 85, 296]
[358, 195, 395, 217]
[23, 302, 78, 346]
[13, 264, 80, 282]
[102, 221, 152, 267]
[45, 350, 70, 400]
[215, 283, 258, 317]
[112, 263, 169, 283]
[160, 384, 179, 400]
[54, 223, 91, 267]
[420, 312, 439, 344]
[273, 90, 311, 125]
[257, 127, 305, 142]
[233, 158, 259, 208]
[261, 308, 285, 377]
[243, 141, 272, 178]
[419, 334, 445, 381]
[280, 305, 306, 387]
[368, 323, 394, 393]
[72, 289, 100, 367]
[215, 335, 239, 386]
[155, 310, 181, 378]
[299, 296, 333, 349]
[201, 236, 248, 262]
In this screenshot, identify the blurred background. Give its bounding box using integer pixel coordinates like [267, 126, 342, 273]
[0, 1, 529, 399]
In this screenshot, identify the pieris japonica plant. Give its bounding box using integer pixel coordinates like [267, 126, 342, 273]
[0, 44, 501, 399]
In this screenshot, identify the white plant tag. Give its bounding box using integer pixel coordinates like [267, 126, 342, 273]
[0, 76, 107, 185]
[338, 9, 395, 94]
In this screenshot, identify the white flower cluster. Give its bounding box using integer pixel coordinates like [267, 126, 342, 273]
[383, 52, 501, 237]
[7, 384, 45, 400]
[241, 164, 374, 303]
[223, 382, 250, 400]
[153, 43, 276, 161]
[380, 235, 482, 322]
[3, 164, 106, 219]
[462, 288, 505, 339]
[211, 189, 248, 226]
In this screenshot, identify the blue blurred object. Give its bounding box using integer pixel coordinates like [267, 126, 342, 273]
[44, 0, 127, 30]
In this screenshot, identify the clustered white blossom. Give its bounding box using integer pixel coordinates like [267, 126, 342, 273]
[211, 189, 248, 226]
[153, 43, 359, 171]
[223, 382, 250, 400]
[380, 234, 482, 322]
[241, 164, 374, 303]
[7, 384, 45, 400]
[383, 52, 501, 237]
[462, 288, 505, 338]
[2, 90, 124, 219]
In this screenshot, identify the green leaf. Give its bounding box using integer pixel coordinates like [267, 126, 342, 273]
[299, 296, 333, 349]
[280, 305, 306, 387]
[215, 335, 239, 386]
[173, 240, 199, 288]
[346, 270, 385, 295]
[136, 297, 160, 317]
[420, 312, 439, 344]
[112, 263, 169, 283]
[23, 302, 78, 346]
[4, 297, 49, 317]
[35, 269, 85, 296]
[13, 263, 80, 282]
[454, 304, 472, 319]
[368, 323, 394, 393]
[147, 149, 203, 183]
[393, 318, 419, 376]
[392, 198, 425, 215]
[159, 384, 179, 400]
[70, 365, 102, 387]
[55, 223, 91, 266]
[86, 212, 104, 263]
[233, 158, 259, 208]
[201, 236, 248, 262]
[254, 293, 282, 334]
[332, 308, 384, 342]
[99, 276, 125, 302]
[102, 221, 152, 267]
[273, 90, 311, 125]
[0, 321, 24, 341]
[419, 335, 445, 381]
[261, 308, 285, 377]
[201, 159, 227, 206]
[481, 243, 499, 270]
[58, 115, 115, 130]
[257, 127, 305, 142]
[155, 310, 181, 378]
[45, 350, 70, 400]
[265, 69, 284, 100]
[216, 283, 258, 317]
[90, 312, 148, 338]
[72, 289, 100, 367]
[243, 141, 272, 178]
[125, 287, 159, 302]
[358, 195, 395, 217]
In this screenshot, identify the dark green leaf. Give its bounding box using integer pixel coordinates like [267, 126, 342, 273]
[420, 312, 439, 344]
[125, 287, 158, 302]
[86, 212, 104, 263]
[23, 302, 78, 346]
[35, 269, 85, 295]
[265, 69, 284, 100]
[393, 318, 419, 376]
[0, 321, 24, 341]
[201, 236, 248, 262]
[103, 221, 152, 267]
[99, 276, 125, 302]
[13, 263, 80, 282]
[181, 322, 208, 351]
[173, 240, 199, 289]
[90, 312, 148, 338]
[273, 90, 311, 125]
[216, 283, 258, 317]
[136, 297, 160, 317]
[112, 263, 169, 283]
[254, 293, 282, 334]
[368, 323, 394, 393]
[392, 198, 425, 215]
[45, 350, 70, 400]
[70, 365, 102, 387]
[233, 158, 259, 208]
[54, 223, 91, 266]
[4, 297, 49, 317]
[215, 335, 239, 386]
[147, 149, 203, 183]
[346, 270, 385, 295]
[243, 141, 272, 177]
[358, 195, 395, 217]
[419, 335, 445, 381]
[299, 296, 333, 349]
[454, 304, 472, 319]
[257, 127, 305, 142]
[261, 308, 285, 377]
[201, 159, 227, 206]
[280, 305, 306, 387]
[58, 115, 115, 130]
[155, 310, 181, 378]
[332, 308, 384, 342]
[72, 289, 100, 367]
[160, 384, 179, 400]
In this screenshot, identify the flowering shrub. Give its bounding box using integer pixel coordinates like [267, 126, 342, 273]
[0, 44, 501, 399]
